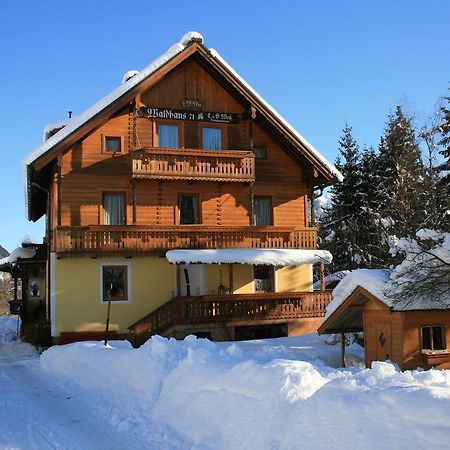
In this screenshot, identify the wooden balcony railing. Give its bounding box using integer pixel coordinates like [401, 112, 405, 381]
[129, 291, 332, 343]
[54, 226, 317, 255]
[132, 147, 255, 182]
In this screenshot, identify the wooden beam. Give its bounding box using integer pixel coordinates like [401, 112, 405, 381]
[340, 332, 346, 368]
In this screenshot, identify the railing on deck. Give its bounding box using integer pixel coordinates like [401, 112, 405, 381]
[54, 226, 317, 255]
[129, 291, 332, 343]
[132, 147, 255, 182]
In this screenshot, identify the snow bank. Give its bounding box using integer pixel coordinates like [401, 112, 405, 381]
[40, 334, 450, 449]
[0, 246, 36, 266]
[0, 316, 21, 343]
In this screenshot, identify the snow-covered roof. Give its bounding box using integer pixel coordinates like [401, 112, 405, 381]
[0, 247, 36, 267]
[312, 270, 350, 290]
[324, 267, 450, 323]
[24, 30, 341, 220]
[166, 248, 332, 266]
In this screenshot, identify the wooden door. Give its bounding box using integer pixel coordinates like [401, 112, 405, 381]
[375, 322, 392, 361]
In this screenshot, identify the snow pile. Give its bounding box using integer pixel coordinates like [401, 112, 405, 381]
[40, 334, 450, 449]
[166, 248, 332, 265]
[0, 316, 21, 343]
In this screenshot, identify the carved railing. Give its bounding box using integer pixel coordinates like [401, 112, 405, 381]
[54, 226, 317, 255]
[132, 147, 255, 182]
[129, 291, 332, 344]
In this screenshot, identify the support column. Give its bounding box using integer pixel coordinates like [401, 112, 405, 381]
[340, 332, 346, 367]
[320, 262, 325, 291]
[132, 179, 137, 225]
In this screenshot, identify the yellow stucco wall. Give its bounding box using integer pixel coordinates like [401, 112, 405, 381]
[276, 265, 312, 292]
[55, 257, 175, 335]
[205, 264, 254, 294]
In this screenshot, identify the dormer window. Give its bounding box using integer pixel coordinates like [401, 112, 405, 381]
[104, 136, 122, 153]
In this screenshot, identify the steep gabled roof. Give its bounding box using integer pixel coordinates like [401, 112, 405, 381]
[24, 31, 342, 221]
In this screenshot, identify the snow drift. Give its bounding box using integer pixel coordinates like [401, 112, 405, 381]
[40, 334, 450, 449]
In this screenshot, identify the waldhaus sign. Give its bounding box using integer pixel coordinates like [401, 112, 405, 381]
[136, 106, 240, 124]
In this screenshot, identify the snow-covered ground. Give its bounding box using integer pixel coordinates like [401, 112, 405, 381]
[2, 319, 450, 449]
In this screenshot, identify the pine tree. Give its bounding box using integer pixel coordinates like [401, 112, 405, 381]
[320, 124, 363, 271]
[437, 93, 450, 230]
[375, 105, 425, 243]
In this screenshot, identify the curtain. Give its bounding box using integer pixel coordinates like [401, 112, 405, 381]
[157, 124, 179, 148]
[202, 127, 222, 150]
[104, 193, 125, 225]
[254, 197, 272, 226]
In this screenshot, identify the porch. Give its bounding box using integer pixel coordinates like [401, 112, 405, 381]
[129, 291, 332, 345]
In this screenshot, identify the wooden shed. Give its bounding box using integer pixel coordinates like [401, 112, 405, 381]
[318, 269, 450, 370]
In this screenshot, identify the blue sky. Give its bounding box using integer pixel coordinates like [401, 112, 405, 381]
[1, 0, 449, 251]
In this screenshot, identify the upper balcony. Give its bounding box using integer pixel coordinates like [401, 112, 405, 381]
[131, 147, 255, 183]
[53, 225, 317, 257]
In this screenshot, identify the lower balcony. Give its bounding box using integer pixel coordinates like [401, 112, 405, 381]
[54, 225, 318, 256]
[129, 291, 332, 344]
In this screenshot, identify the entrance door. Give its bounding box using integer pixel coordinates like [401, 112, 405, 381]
[374, 322, 392, 361]
[180, 264, 205, 296]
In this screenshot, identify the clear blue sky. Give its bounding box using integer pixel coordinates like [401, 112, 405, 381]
[1, 0, 449, 251]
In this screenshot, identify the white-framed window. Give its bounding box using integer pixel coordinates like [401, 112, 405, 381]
[157, 123, 179, 148]
[202, 127, 222, 150]
[100, 262, 132, 304]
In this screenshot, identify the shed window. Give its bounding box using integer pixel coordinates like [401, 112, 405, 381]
[421, 326, 445, 351]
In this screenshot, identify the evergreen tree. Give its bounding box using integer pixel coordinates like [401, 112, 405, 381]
[320, 124, 363, 271]
[374, 106, 425, 244]
[437, 93, 450, 230]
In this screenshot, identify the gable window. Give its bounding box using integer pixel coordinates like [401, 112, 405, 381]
[157, 123, 179, 148]
[103, 192, 125, 225]
[253, 146, 267, 160]
[202, 127, 222, 150]
[104, 136, 122, 153]
[254, 196, 273, 226]
[101, 264, 130, 303]
[421, 325, 446, 351]
[179, 194, 200, 224]
[254, 265, 274, 292]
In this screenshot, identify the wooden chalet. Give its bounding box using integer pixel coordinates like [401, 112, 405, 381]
[318, 269, 450, 370]
[23, 31, 341, 345]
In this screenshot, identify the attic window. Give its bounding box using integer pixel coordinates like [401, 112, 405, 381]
[104, 136, 122, 153]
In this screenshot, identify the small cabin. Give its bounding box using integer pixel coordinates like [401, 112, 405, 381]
[318, 269, 450, 370]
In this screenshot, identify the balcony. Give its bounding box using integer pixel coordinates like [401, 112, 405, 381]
[54, 225, 317, 256]
[131, 147, 255, 182]
[129, 291, 333, 344]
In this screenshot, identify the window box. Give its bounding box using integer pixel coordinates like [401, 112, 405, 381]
[422, 350, 450, 366]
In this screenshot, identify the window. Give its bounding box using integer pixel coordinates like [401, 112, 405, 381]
[254, 265, 274, 292]
[421, 326, 446, 351]
[157, 123, 179, 148]
[254, 196, 272, 226]
[179, 194, 200, 224]
[104, 136, 122, 153]
[103, 193, 125, 225]
[202, 127, 222, 150]
[253, 146, 266, 159]
[102, 265, 128, 302]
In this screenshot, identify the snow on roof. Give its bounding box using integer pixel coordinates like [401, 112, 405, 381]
[312, 270, 350, 290]
[324, 269, 391, 320]
[42, 118, 74, 143]
[209, 49, 343, 182]
[0, 247, 36, 266]
[166, 248, 332, 266]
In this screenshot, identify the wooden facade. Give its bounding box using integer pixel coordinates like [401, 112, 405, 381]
[24, 34, 339, 344]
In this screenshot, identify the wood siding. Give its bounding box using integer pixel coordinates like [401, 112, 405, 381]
[54, 56, 311, 250]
